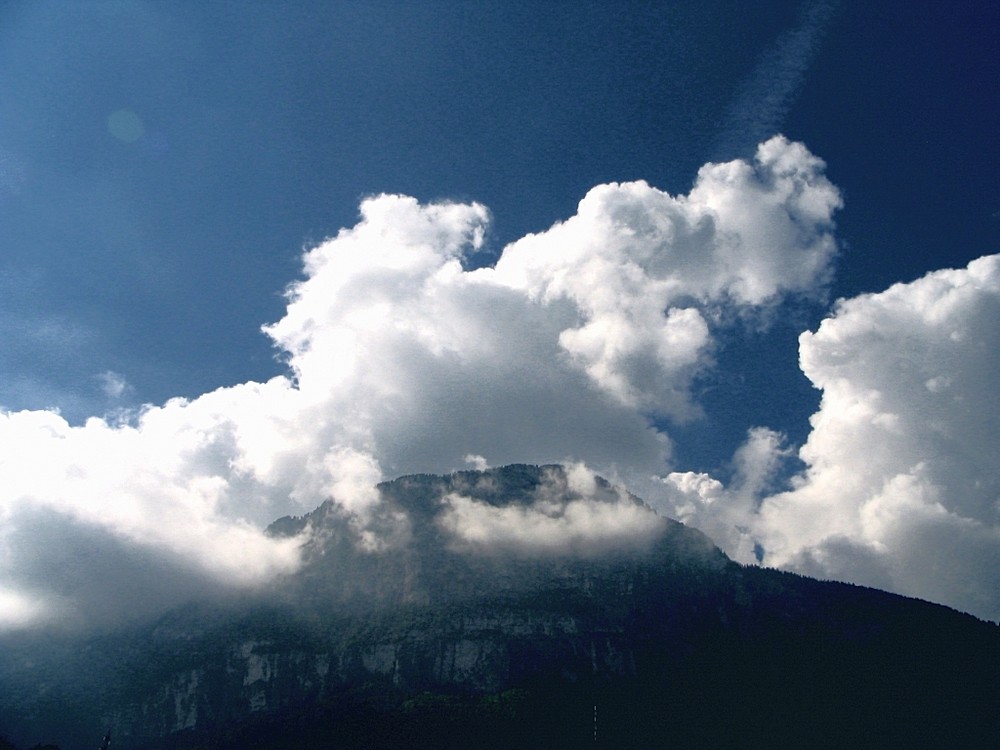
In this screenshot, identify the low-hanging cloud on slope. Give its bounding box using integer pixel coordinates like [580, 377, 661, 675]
[437, 463, 667, 557]
[5, 135, 995, 629]
[666, 254, 1000, 621]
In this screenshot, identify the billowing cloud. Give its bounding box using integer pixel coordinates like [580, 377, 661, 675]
[0, 137, 841, 630]
[0, 401, 306, 630]
[491, 136, 840, 413]
[661, 255, 1000, 621]
[662, 426, 791, 564]
[757, 254, 1000, 620]
[438, 464, 664, 555]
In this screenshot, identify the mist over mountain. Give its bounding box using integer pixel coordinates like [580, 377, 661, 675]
[1, 465, 997, 749]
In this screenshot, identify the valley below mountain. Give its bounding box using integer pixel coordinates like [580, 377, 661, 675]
[1, 465, 997, 749]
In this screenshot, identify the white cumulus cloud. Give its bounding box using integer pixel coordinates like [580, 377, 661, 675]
[492, 136, 840, 413]
[659, 255, 1000, 621]
[756, 254, 1000, 620]
[0, 137, 841, 630]
[438, 463, 664, 555]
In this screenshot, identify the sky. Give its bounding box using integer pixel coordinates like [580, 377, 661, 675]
[1, 0, 998, 630]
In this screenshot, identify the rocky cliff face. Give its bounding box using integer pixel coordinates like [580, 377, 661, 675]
[106, 613, 640, 743]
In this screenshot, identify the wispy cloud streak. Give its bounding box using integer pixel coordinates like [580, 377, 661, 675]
[714, 0, 838, 158]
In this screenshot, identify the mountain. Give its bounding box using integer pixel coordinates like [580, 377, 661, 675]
[1, 465, 998, 749]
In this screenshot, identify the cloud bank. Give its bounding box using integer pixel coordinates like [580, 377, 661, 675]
[760, 255, 1000, 618]
[5, 135, 997, 628]
[666, 254, 1000, 620]
[438, 464, 665, 556]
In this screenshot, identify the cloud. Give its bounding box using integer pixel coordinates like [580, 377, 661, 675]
[438, 464, 664, 555]
[490, 137, 840, 413]
[659, 255, 1000, 621]
[0, 586, 47, 630]
[4, 126, 985, 628]
[715, 0, 838, 157]
[756, 254, 1000, 620]
[661, 426, 791, 564]
[464, 454, 490, 471]
[0, 401, 306, 632]
[97, 370, 129, 399]
[0, 137, 840, 630]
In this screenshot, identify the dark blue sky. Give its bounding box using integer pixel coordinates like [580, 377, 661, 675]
[1, 0, 997, 474]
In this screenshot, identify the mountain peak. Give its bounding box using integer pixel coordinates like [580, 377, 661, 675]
[2, 465, 997, 750]
[266, 464, 727, 615]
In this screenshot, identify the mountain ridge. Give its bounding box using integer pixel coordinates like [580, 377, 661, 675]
[1, 464, 997, 749]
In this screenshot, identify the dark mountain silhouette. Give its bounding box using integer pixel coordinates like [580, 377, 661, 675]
[1, 465, 997, 749]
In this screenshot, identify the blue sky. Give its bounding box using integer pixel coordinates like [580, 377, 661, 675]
[1, 1, 998, 628]
[2, 1, 996, 430]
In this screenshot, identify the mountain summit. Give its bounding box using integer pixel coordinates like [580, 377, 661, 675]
[1, 465, 997, 749]
[264, 464, 727, 612]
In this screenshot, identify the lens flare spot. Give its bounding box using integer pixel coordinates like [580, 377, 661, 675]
[107, 109, 145, 143]
[0, 150, 27, 195]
